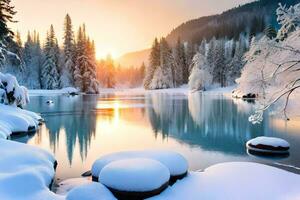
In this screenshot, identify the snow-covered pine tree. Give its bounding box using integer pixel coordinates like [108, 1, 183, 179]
[74, 25, 99, 93]
[185, 42, 196, 83]
[61, 14, 75, 88]
[144, 38, 160, 89]
[228, 36, 247, 85]
[206, 37, 216, 76]
[0, 0, 18, 67]
[22, 31, 43, 88]
[188, 52, 212, 91]
[41, 25, 60, 89]
[173, 37, 186, 87]
[150, 38, 174, 89]
[212, 39, 226, 86]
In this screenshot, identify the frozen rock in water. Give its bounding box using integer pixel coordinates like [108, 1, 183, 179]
[66, 182, 116, 200]
[0, 122, 12, 139]
[46, 100, 54, 104]
[81, 170, 92, 177]
[92, 150, 188, 183]
[99, 158, 170, 199]
[246, 136, 290, 155]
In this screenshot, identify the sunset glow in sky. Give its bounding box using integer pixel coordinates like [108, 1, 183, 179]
[11, 0, 250, 59]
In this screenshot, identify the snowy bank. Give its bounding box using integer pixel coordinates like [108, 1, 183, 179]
[0, 139, 62, 200]
[148, 162, 300, 200]
[29, 87, 79, 96]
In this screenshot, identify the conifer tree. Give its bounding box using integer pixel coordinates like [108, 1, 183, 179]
[41, 25, 60, 89]
[174, 37, 186, 87]
[144, 38, 160, 89]
[74, 25, 99, 93]
[61, 14, 75, 87]
[0, 0, 16, 41]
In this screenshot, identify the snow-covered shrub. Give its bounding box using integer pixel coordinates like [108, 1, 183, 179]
[188, 53, 212, 91]
[150, 66, 174, 89]
[0, 72, 29, 107]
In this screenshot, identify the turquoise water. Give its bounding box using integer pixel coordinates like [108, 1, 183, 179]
[19, 92, 300, 180]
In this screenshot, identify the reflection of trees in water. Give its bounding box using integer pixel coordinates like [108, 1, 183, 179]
[147, 93, 266, 155]
[30, 95, 97, 165]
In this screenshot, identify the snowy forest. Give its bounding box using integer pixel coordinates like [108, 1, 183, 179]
[1, 14, 100, 93]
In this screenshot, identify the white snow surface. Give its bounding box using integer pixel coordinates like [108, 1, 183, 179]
[92, 150, 188, 178]
[0, 104, 41, 134]
[148, 162, 300, 200]
[99, 158, 170, 192]
[66, 183, 116, 200]
[56, 178, 91, 195]
[247, 136, 290, 148]
[0, 139, 62, 200]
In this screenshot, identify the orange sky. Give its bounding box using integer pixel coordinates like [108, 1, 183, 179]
[11, 0, 250, 59]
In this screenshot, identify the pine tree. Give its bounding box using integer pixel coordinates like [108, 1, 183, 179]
[185, 42, 195, 83]
[41, 25, 60, 89]
[144, 38, 160, 89]
[212, 39, 226, 86]
[150, 38, 174, 89]
[173, 37, 186, 87]
[0, 0, 16, 41]
[74, 25, 99, 93]
[61, 14, 75, 87]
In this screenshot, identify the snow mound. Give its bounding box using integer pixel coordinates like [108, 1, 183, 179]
[0, 72, 29, 107]
[100, 158, 170, 192]
[92, 150, 188, 181]
[148, 162, 300, 200]
[0, 139, 61, 200]
[66, 183, 116, 200]
[0, 104, 41, 135]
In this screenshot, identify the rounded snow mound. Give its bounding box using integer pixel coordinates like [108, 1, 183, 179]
[66, 182, 116, 200]
[246, 136, 290, 155]
[99, 158, 170, 199]
[92, 150, 188, 183]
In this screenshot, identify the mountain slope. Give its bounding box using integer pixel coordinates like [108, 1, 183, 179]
[166, 0, 299, 46]
[116, 49, 150, 68]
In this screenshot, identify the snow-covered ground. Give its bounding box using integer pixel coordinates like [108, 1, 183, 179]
[148, 162, 300, 200]
[29, 87, 79, 96]
[28, 85, 236, 97]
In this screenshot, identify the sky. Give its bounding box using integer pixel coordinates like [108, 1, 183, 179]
[11, 0, 251, 59]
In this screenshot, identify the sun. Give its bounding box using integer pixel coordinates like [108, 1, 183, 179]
[96, 47, 119, 60]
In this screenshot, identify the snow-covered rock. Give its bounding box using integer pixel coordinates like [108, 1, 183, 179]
[66, 182, 116, 200]
[92, 150, 188, 182]
[148, 162, 300, 200]
[246, 136, 290, 154]
[0, 139, 61, 200]
[99, 158, 170, 199]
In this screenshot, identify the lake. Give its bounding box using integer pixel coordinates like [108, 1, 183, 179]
[18, 92, 300, 180]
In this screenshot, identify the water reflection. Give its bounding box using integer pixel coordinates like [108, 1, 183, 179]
[27, 95, 97, 164]
[21, 92, 300, 178]
[146, 93, 265, 155]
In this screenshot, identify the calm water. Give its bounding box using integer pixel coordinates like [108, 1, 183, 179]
[17, 92, 300, 180]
